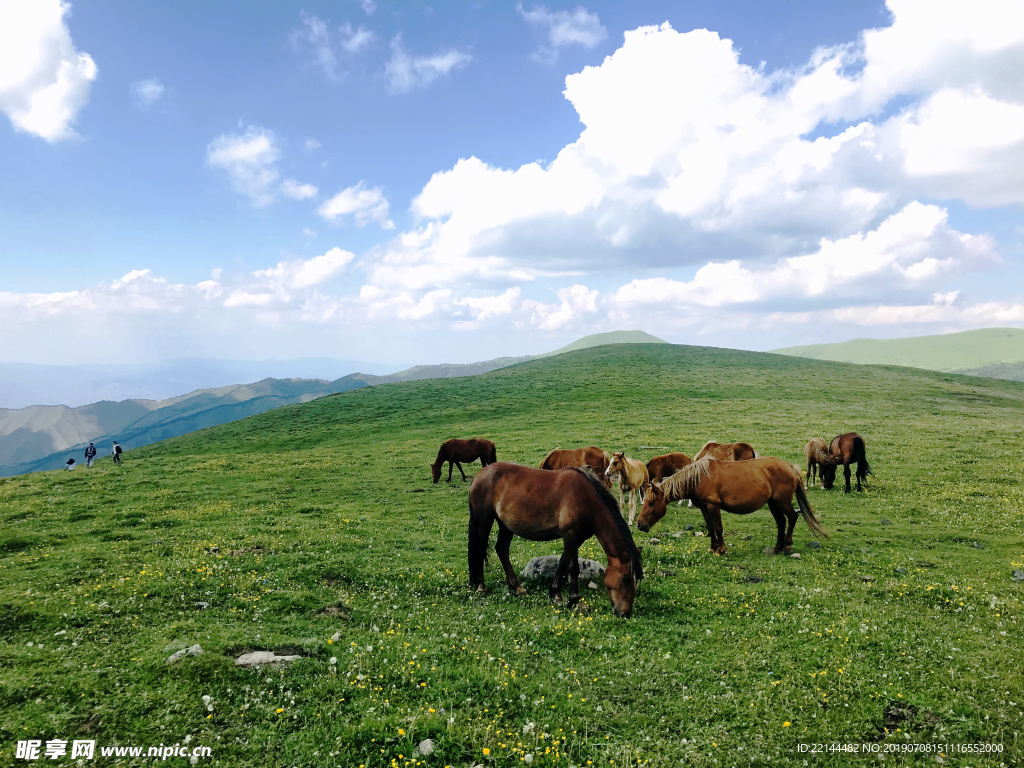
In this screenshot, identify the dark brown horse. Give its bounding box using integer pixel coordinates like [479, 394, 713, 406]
[646, 452, 693, 483]
[804, 438, 839, 488]
[539, 446, 612, 488]
[468, 463, 643, 617]
[821, 433, 871, 493]
[636, 456, 827, 555]
[431, 438, 497, 483]
[694, 441, 758, 462]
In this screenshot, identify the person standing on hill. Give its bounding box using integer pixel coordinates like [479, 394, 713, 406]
[84, 443, 97, 468]
[112, 441, 123, 464]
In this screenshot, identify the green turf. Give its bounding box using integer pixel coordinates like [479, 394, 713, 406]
[1, 344, 1022, 767]
[772, 327, 1024, 372]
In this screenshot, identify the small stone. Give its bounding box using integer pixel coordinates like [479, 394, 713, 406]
[973, 541, 985, 549]
[330, 631, 344, 642]
[860, 575, 875, 582]
[879, 518, 893, 526]
[807, 541, 821, 549]
[789, 552, 801, 559]
[1013, 569, 1024, 581]
[234, 651, 302, 668]
[763, 546, 774, 555]
[743, 535, 754, 541]
[649, 538, 661, 545]
[672, 532, 683, 538]
[694, 531, 704, 537]
[418, 739, 435, 756]
[587, 581, 598, 590]
[520, 556, 604, 581]
[194, 601, 210, 610]
[166, 644, 203, 664]
[685, 524, 695, 531]
[894, 567, 908, 576]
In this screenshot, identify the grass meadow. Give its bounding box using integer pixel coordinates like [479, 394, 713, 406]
[1, 344, 1022, 767]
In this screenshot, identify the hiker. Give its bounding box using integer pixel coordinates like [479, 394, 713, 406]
[84, 443, 97, 468]
[112, 441, 123, 464]
[65, 458, 76, 471]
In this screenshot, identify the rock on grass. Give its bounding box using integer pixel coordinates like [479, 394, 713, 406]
[520, 556, 604, 581]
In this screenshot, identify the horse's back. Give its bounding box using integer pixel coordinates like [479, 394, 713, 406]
[696, 441, 757, 462]
[647, 452, 692, 483]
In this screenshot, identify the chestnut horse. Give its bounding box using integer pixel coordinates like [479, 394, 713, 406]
[646, 452, 692, 483]
[694, 441, 758, 462]
[821, 432, 871, 493]
[804, 438, 839, 488]
[636, 456, 828, 555]
[431, 438, 497, 483]
[605, 452, 650, 525]
[539, 446, 612, 488]
[468, 463, 643, 617]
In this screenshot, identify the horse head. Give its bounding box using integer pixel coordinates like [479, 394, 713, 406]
[820, 464, 836, 489]
[604, 452, 625, 481]
[636, 482, 668, 532]
[604, 551, 640, 618]
[430, 461, 442, 484]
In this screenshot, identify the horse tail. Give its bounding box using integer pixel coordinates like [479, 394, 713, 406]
[538, 448, 558, 469]
[489, 443, 497, 465]
[854, 436, 872, 478]
[468, 499, 485, 586]
[795, 481, 829, 539]
[753, 450, 760, 458]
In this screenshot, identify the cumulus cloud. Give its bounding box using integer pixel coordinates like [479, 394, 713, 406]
[524, 284, 599, 330]
[281, 179, 318, 200]
[518, 3, 606, 61]
[130, 77, 164, 108]
[206, 125, 280, 207]
[303, 137, 322, 152]
[359, 0, 376, 15]
[290, 12, 376, 80]
[0, 0, 97, 141]
[384, 33, 472, 94]
[318, 182, 393, 228]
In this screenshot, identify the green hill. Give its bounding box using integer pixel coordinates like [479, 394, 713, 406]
[1, 344, 1021, 765]
[772, 327, 1024, 375]
[539, 329, 667, 357]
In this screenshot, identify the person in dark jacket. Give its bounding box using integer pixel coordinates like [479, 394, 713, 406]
[85, 443, 97, 468]
[65, 458, 76, 470]
[112, 441, 123, 464]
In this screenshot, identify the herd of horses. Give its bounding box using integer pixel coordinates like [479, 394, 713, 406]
[430, 434, 871, 618]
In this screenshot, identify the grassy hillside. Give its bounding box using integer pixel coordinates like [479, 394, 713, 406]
[772, 327, 1024, 373]
[0, 378, 365, 477]
[539, 329, 667, 357]
[952, 360, 1024, 383]
[1, 345, 1022, 767]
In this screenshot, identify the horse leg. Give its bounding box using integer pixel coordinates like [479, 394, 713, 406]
[855, 461, 864, 492]
[469, 514, 495, 592]
[563, 540, 582, 607]
[627, 488, 637, 525]
[549, 549, 574, 603]
[495, 525, 526, 596]
[447, 460, 454, 482]
[706, 505, 726, 554]
[454, 461, 467, 481]
[766, 501, 788, 554]
[806, 459, 814, 486]
[843, 462, 852, 494]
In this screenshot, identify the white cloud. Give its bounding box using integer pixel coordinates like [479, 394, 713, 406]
[255, 247, 355, 290]
[340, 21, 376, 54]
[523, 284, 598, 330]
[304, 137, 322, 152]
[359, 0, 376, 15]
[290, 12, 376, 80]
[454, 287, 522, 330]
[518, 3, 606, 61]
[281, 179, 318, 200]
[129, 77, 164, 108]
[206, 125, 280, 207]
[318, 182, 393, 228]
[0, 0, 97, 141]
[384, 33, 472, 94]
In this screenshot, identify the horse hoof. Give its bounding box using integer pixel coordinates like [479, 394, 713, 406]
[476, 585, 486, 594]
[515, 586, 527, 596]
[550, 594, 563, 603]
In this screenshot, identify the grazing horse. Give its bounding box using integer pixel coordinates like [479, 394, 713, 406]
[431, 438, 497, 483]
[468, 463, 643, 617]
[605, 452, 650, 525]
[804, 438, 839, 488]
[694, 441, 758, 462]
[539, 446, 612, 488]
[646, 452, 693, 483]
[821, 433, 871, 493]
[636, 456, 828, 555]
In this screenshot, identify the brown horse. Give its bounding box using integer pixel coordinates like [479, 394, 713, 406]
[646, 452, 693, 483]
[821, 433, 871, 493]
[468, 463, 643, 617]
[431, 438, 497, 483]
[804, 438, 839, 488]
[604, 452, 650, 525]
[694, 441, 758, 462]
[539, 446, 612, 488]
[636, 456, 828, 555]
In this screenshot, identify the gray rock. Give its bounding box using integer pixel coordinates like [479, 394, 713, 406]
[649, 538, 661, 545]
[520, 556, 604, 581]
[763, 546, 775, 555]
[807, 541, 821, 550]
[894, 567, 908, 576]
[330, 631, 345, 643]
[194, 602, 210, 610]
[694, 531, 704, 537]
[672, 532, 684, 538]
[1013, 569, 1024, 581]
[973, 541, 985, 549]
[418, 739, 435, 756]
[879, 518, 893, 526]
[234, 651, 302, 668]
[743, 535, 754, 541]
[789, 552, 801, 559]
[587, 581, 599, 590]
[860, 575, 875, 582]
[685, 525, 695, 531]
[166, 644, 204, 664]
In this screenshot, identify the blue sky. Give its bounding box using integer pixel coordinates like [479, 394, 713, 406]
[1, 0, 1022, 365]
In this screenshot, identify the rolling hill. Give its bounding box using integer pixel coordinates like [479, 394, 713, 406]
[1, 343, 1020, 764]
[772, 327, 1024, 378]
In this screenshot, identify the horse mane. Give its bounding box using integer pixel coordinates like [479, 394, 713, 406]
[570, 466, 643, 581]
[538, 447, 559, 469]
[660, 456, 714, 500]
[809, 441, 840, 466]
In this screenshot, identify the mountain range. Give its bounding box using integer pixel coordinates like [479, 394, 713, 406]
[0, 330, 666, 476]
